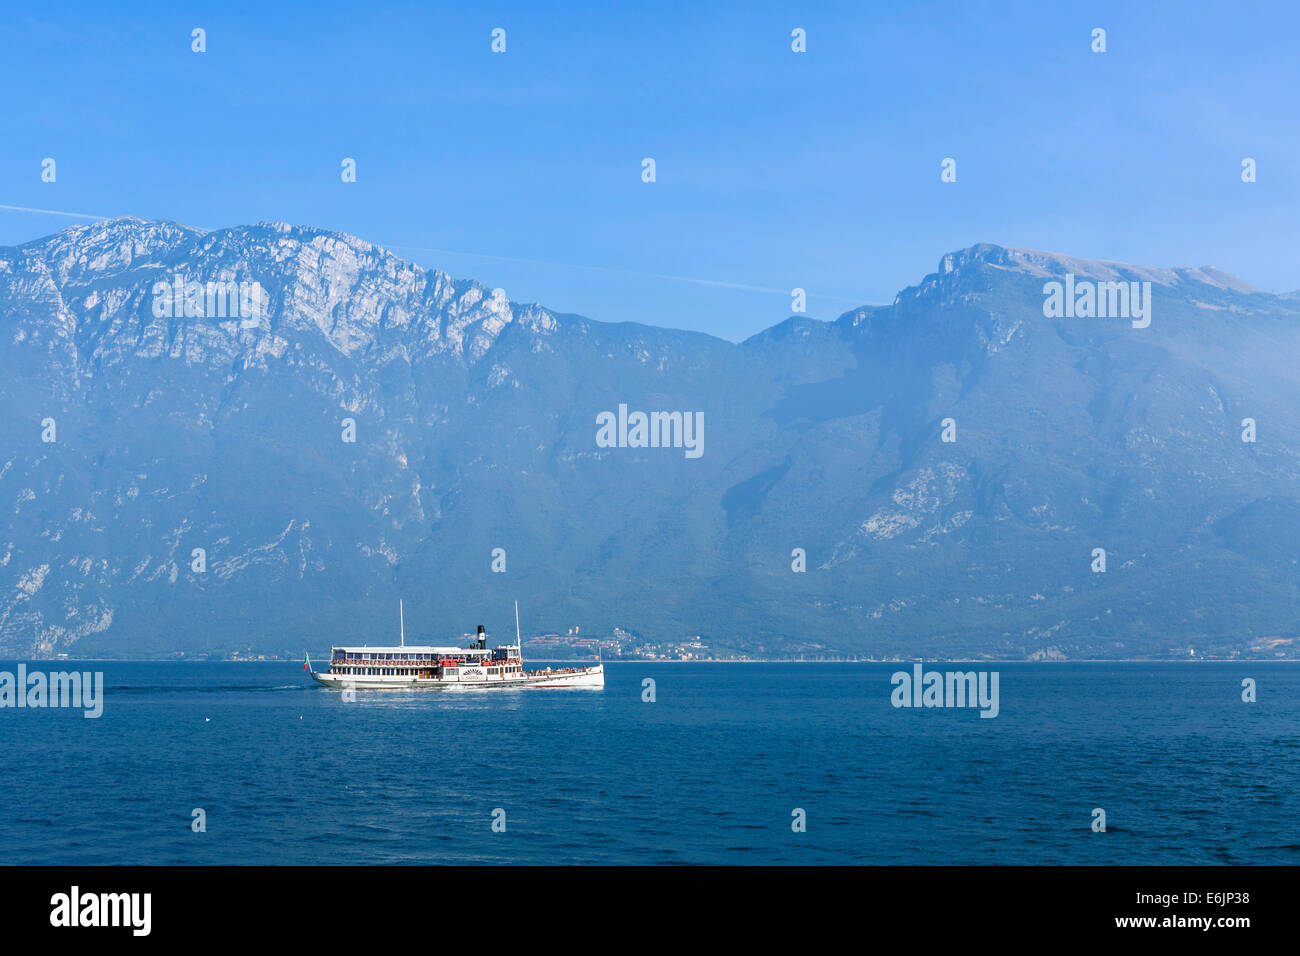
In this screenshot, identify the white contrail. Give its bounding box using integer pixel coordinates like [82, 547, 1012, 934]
[387, 243, 873, 305]
[0, 203, 113, 220]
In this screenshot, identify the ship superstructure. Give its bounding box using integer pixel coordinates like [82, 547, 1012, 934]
[306, 602, 604, 690]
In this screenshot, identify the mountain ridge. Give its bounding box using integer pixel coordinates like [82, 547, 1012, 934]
[8, 217, 1280, 355]
[2, 218, 1297, 660]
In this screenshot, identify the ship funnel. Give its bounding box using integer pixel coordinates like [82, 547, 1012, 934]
[477, 625, 486, 650]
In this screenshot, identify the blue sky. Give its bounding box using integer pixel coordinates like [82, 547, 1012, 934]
[1, 1, 1297, 341]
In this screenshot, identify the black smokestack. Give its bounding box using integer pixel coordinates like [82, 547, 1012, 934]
[477, 625, 486, 650]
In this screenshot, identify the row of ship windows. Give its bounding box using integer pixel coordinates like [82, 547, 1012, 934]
[336, 666, 523, 676]
[330, 655, 483, 660]
[332, 655, 476, 662]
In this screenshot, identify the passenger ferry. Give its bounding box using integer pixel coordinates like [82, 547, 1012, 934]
[306, 602, 604, 690]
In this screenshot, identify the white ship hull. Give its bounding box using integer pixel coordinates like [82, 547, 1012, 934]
[307, 602, 604, 691]
[310, 664, 604, 690]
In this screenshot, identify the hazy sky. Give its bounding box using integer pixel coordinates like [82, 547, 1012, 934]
[1, 1, 1296, 340]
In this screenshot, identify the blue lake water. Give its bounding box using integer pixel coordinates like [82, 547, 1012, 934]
[1, 661, 1296, 865]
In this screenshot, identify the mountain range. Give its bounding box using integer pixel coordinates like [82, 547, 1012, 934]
[3, 217, 1298, 659]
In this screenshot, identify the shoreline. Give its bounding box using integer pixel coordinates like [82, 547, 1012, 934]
[5, 656, 1298, 665]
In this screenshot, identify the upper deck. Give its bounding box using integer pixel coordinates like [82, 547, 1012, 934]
[330, 645, 495, 661]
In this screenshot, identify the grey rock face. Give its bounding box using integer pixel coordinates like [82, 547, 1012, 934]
[2, 218, 1297, 659]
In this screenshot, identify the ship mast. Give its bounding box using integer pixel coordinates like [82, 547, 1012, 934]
[400, 598, 405, 647]
[515, 600, 522, 659]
